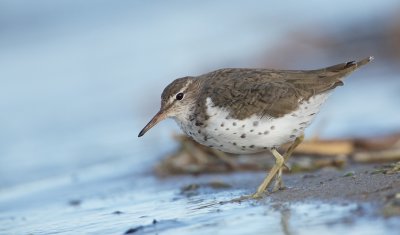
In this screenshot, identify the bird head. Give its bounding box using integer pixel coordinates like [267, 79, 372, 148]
[138, 76, 198, 137]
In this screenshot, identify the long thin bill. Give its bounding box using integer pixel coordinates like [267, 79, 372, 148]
[138, 110, 166, 137]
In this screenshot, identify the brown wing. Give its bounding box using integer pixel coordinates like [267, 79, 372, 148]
[200, 57, 372, 119]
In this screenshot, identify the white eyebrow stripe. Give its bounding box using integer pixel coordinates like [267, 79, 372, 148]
[178, 80, 192, 94]
[167, 80, 193, 104]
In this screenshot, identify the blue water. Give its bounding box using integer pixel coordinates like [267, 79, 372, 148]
[1, 1, 400, 234]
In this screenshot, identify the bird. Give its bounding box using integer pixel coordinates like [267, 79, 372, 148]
[138, 56, 373, 198]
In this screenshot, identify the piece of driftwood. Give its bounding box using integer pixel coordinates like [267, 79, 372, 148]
[155, 133, 400, 175]
[291, 134, 400, 158]
[291, 140, 354, 156]
[353, 150, 400, 163]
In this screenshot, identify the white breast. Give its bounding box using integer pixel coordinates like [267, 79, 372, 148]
[174, 93, 330, 154]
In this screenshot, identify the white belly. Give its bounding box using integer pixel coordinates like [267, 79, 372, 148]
[175, 94, 329, 154]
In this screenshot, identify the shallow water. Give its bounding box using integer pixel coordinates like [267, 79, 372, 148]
[1, 1, 400, 234]
[1, 166, 399, 235]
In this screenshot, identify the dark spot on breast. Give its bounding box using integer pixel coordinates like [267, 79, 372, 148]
[195, 121, 204, 126]
[226, 128, 230, 131]
[249, 145, 255, 148]
[204, 136, 208, 141]
[299, 122, 307, 126]
[250, 129, 254, 132]
[214, 128, 218, 131]
[242, 124, 245, 128]
[208, 145, 213, 148]
[198, 130, 201, 134]
[291, 113, 298, 117]
[304, 106, 308, 110]
[220, 144, 223, 147]
[258, 132, 262, 135]
[299, 127, 305, 130]
[253, 121, 259, 126]
[220, 123, 224, 127]
[233, 122, 237, 126]
[290, 135, 296, 138]
[309, 113, 316, 116]
[292, 129, 298, 133]
[263, 147, 268, 149]
[242, 146, 246, 148]
[270, 126, 275, 130]
[264, 131, 269, 135]
[233, 142, 237, 146]
[233, 132, 237, 135]
[240, 134, 246, 138]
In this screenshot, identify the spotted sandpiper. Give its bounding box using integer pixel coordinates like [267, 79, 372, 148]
[138, 56, 373, 198]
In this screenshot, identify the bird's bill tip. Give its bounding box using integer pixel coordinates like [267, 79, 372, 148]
[138, 110, 166, 137]
[138, 129, 146, 137]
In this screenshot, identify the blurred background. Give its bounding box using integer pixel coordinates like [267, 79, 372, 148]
[1, 0, 400, 234]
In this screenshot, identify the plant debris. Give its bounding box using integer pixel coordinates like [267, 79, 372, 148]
[124, 226, 143, 234]
[371, 162, 400, 175]
[123, 220, 184, 235]
[343, 171, 355, 177]
[180, 181, 232, 196]
[156, 133, 400, 176]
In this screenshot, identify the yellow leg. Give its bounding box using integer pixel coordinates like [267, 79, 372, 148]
[272, 170, 284, 193]
[272, 135, 304, 192]
[252, 148, 284, 198]
[209, 148, 238, 170]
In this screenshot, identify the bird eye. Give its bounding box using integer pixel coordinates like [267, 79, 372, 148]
[176, 92, 184, 100]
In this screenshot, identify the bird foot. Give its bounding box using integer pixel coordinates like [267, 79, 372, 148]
[283, 163, 291, 171]
[250, 192, 266, 199]
[271, 175, 285, 192]
[271, 184, 286, 192]
[227, 191, 268, 202]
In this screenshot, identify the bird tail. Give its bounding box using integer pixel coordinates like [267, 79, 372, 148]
[355, 56, 375, 67]
[312, 56, 374, 83]
[310, 56, 374, 92]
[324, 56, 374, 74]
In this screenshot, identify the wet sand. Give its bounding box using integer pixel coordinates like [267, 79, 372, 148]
[173, 163, 400, 212]
[2, 160, 399, 234]
[265, 164, 399, 205]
